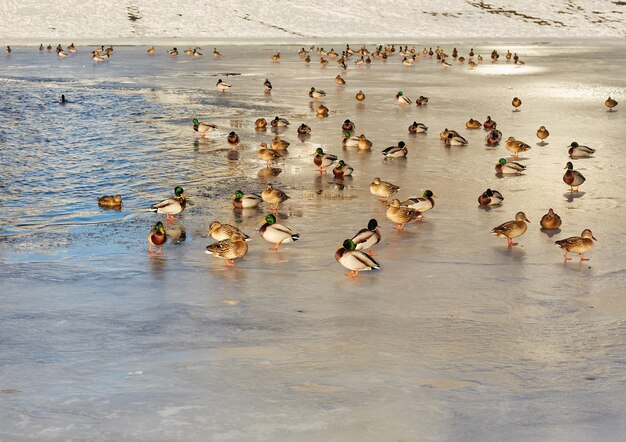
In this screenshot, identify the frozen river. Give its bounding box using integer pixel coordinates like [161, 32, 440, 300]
[1, 43, 625, 441]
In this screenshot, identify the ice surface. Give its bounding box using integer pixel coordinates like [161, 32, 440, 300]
[1, 43, 626, 441]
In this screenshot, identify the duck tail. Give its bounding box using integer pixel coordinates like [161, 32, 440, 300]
[291, 234, 300, 241]
[150, 206, 158, 213]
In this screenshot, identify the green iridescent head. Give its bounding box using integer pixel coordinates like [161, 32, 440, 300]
[264, 214, 276, 225]
[192, 118, 199, 125]
[423, 190, 433, 198]
[155, 221, 165, 234]
[174, 186, 184, 197]
[498, 158, 507, 165]
[342, 239, 356, 251]
[233, 190, 244, 199]
[315, 147, 324, 155]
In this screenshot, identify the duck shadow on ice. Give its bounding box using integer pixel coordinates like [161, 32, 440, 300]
[493, 245, 526, 261]
[540, 228, 561, 238]
[564, 191, 586, 202]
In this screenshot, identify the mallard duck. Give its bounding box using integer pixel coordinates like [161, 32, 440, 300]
[151, 186, 186, 220]
[147, 221, 167, 255]
[440, 128, 460, 140]
[466, 118, 482, 129]
[402, 57, 414, 67]
[193, 48, 202, 57]
[536, 126, 549, 145]
[491, 212, 530, 246]
[355, 90, 365, 102]
[483, 116, 496, 130]
[386, 199, 420, 230]
[304, 55, 311, 64]
[446, 133, 468, 146]
[98, 194, 123, 209]
[212, 48, 221, 58]
[258, 143, 282, 167]
[415, 96, 429, 106]
[563, 161, 585, 193]
[342, 119, 356, 132]
[555, 229, 596, 261]
[468, 59, 478, 69]
[342, 131, 360, 147]
[316, 105, 329, 117]
[320, 57, 328, 66]
[297, 123, 311, 135]
[232, 190, 262, 209]
[382, 141, 408, 158]
[259, 214, 299, 250]
[396, 91, 412, 105]
[57, 50, 68, 58]
[255, 118, 267, 130]
[478, 189, 504, 206]
[408, 122, 428, 134]
[271, 52, 281, 62]
[496, 158, 526, 174]
[329, 49, 338, 58]
[540, 208, 562, 230]
[333, 160, 353, 177]
[370, 177, 399, 201]
[261, 184, 289, 211]
[193, 118, 216, 136]
[263, 78, 272, 93]
[216, 79, 231, 91]
[568, 142, 595, 158]
[458, 56, 466, 64]
[357, 134, 372, 150]
[485, 129, 503, 146]
[206, 233, 248, 266]
[401, 190, 436, 214]
[336, 239, 380, 278]
[605, 97, 618, 111]
[313, 147, 338, 173]
[68, 43, 77, 53]
[351, 219, 381, 256]
[183, 48, 193, 55]
[505, 137, 531, 158]
[227, 131, 240, 145]
[167, 47, 178, 56]
[270, 136, 289, 150]
[271, 116, 290, 127]
[147, 46, 155, 55]
[208, 221, 250, 241]
[309, 87, 326, 99]
[506, 50, 512, 61]
[512, 97, 522, 111]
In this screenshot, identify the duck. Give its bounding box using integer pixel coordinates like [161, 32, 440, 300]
[255, 118, 267, 130]
[259, 214, 299, 250]
[271, 116, 290, 127]
[205, 233, 249, 266]
[193, 118, 217, 136]
[415, 96, 429, 106]
[232, 190, 262, 209]
[316, 105, 329, 117]
[335, 238, 380, 278]
[98, 194, 123, 209]
[483, 116, 496, 130]
[193, 48, 202, 57]
[212, 48, 221, 58]
[216, 78, 231, 91]
[297, 123, 312, 135]
[57, 50, 68, 58]
[478, 189, 504, 206]
[335, 75, 346, 86]
[370, 177, 400, 201]
[382, 141, 408, 158]
[261, 184, 289, 211]
[605, 97, 618, 111]
[304, 55, 311, 64]
[147, 46, 155, 55]
[445, 133, 468, 146]
[227, 131, 240, 144]
[396, 91, 412, 105]
[271, 52, 281, 62]
[208, 221, 251, 242]
[401, 190, 436, 214]
[408, 122, 428, 134]
[320, 57, 328, 66]
[167, 47, 178, 56]
[258, 143, 282, 167]
[468, 60, 478, 69]
[555, 229, 596, 261]
[313, 147, 338, 173]
[486, 129, 503, 146]
[270, 136, 289, 150]
[386, 199, 420, 230]
[309, 87, 326, 99]
[512, 97, 522, 111]
[466, 118, 482, 129]
[491, 212, 530, 247]
[351, 219, 381, 256]
[342, 119, 356, 132]
[147, 221, 167, 255]
[183, 48, 193, 55]
[440, 128, 460, 140]
[68, 43, 77, 53]
[563, 161, 585, 193]
[342, 131, 360, 147]
[568, 142, 595, 158]
[150, 186, 186, 220]
[496, 158, 526, 174]
[505, 137, 531, 159]
[332, 160, 354, 178]
[355, 90, 366, 102]
[536, 126, 549, 145]
[540, 208, 562, 230]
[264, 78, 272, 93]
[357, 134, 373, 150]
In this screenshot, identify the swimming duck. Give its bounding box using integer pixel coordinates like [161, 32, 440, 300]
[212, 48, 221, 58]
[555, 229, 596, 261]
[316, 105, 329, 117]
[259, 214, 299, 250]
[320, 57, 328, 66]
[445, 133, 468, 146]
[401, 190, 436, 214]
[147, 221, 167, 255]
[39, 44, 44, 51]
[342, 119, 356, 132]
[227, 131, 240, 145]
[483, 116, 496, 130]
[563, 162, 585, 193]
[261, 184, 289, 211]
[255, 118, 267, 130]
[333, 160, 354, 178]
[336, 238, 380, 278]
[167, 47, 178, 56]
[342, 131, 360, 147]
[440, 128, 461, 140]
[47, 44, 52, 51]
[258, 143, 282, 167]
[98, 194, 123, 209]
[486, 129, 503, 146]
[147, 46, 155, 55]
[605, 97, 618, 111]
[396, 91, 412, 105]
[495, 158, 526, 174]
[357, 134, 373, 150]
[355, 90, 366, 102]
[351, 219, 381, 256]
[540, 208, 562, 230]
[232, 190, 262, 209]
[386, 199, 420, 230]
[491, 212, 530, 247]
[271, 116, 290, 127]
[297, 123, 312, 135]
[206, 233, 249, 266]
[193, 118, 217, 136]
[382, 141, 408, 158]
[505, 137, 531, 158]
[151, 186, 186, 220]
[478, 189, 504, 206]
[408, 122, 428, 134]
[58, 50, 68, 58]
[415, 96, 429, 106]
[568, 142, 595, 158]
[309, 87, 326, 99]
[466, 118, 482, 129]
[304, 55, 311, 64]
[512, 97, 522, 111]
[67, 43, 76, 53]
[536, 126, 549, 145]
[270, 136, 289, 150]
[313, 147, 338, 173]
[264, 78, 272, 93]
[335, 75, 346, 86]
[208, 221, 250, 242]
[370, 177, 400, 201]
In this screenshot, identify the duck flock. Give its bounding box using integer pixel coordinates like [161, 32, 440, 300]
[23, 42, 616, 276]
